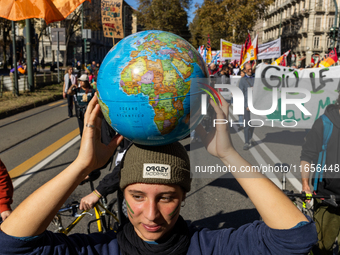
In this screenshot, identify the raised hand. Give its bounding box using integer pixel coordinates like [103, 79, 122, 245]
[195, 93, 236, 162]
[75, 95, 123, 173]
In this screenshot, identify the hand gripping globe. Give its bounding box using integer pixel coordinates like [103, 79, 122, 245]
[97, 30, 209, 145]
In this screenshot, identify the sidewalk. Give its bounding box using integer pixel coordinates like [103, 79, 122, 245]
[0, 83, 63, 119]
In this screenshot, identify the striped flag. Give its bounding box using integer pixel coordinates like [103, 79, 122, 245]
[212, 51, 220, 64]
[319, 48, 338, 68]
[202, 48, 207, 63]
[271, 50, 290, 66]
[206, 34, 212, 64]
[240, 34, 256, 69]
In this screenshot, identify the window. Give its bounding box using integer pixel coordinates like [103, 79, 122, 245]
[315, 17, 321, 30]
[327, 38, 332, 47]
[329, 17, 334, 28]
[45, 46, 52, 58]
[314, 36, 320, 48]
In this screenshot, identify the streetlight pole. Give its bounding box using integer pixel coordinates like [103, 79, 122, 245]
[11, 21, 18, 96]
[81, 4, 85, 71]
[124, 5, 127, 38]
[25, 19, 34, 92]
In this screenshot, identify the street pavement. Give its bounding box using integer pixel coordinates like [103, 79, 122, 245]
[0, 99, 310, 234]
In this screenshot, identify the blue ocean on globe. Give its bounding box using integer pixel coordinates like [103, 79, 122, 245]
[97, 30, 208, 145]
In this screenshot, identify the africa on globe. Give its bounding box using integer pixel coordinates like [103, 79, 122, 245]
[97, 30, 208, 145]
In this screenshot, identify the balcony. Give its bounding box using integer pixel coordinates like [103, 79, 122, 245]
[314, 26, 324, 33]
[328, 5, 336, 13]
[312, 46, 323, 52]
[315, 5, 325, 12]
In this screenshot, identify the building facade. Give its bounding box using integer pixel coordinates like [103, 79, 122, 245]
[0, 0, 138, 69]
[257, 0, 339, 66]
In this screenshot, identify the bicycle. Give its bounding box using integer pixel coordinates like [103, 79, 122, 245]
[277, 163, 340, 255]
[50, 172, 120, 235]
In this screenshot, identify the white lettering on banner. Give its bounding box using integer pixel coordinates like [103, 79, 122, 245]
[249, 63, 339, 128]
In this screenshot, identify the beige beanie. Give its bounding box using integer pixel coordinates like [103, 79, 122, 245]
[119, 142, 191, 192]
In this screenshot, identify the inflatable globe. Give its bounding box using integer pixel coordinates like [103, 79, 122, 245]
[97, 30, 208, 145]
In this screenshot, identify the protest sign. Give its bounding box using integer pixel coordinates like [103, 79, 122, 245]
[248, 64, 339, 129]
[101, 0, 123, 38]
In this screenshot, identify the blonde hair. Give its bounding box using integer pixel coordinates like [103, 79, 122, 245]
[65, 66, 72, 74]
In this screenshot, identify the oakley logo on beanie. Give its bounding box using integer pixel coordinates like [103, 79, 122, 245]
[143, 163, 171, 179]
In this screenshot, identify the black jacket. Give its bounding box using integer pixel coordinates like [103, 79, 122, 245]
[300, 104, 340, 196]
[96, 138, 131, 197]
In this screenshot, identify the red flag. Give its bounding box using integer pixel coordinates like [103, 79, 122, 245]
[239, 44, 244, 65]
[311, 56, 315, 64]
[244, 33, 252, 51]
[320, 48, 338, 67]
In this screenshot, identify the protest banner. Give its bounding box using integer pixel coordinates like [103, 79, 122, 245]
[258, 38, 281, 60]
[220, 38, 280, 61]
[101, 0, 123, 38]
[246, 63, 339, 129]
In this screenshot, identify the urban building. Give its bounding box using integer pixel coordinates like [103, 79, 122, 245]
[255, 0, 339, 67]
[0, 0, 138, 70]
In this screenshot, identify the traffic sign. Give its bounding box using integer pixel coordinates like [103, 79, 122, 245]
[82, 29, 91, 39]
[51, 28, 66, 45]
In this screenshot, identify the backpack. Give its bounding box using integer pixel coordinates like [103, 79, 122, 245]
[313, 114, 333, 191]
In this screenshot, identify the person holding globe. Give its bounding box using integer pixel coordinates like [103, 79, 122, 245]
[0, 92, 317, 255]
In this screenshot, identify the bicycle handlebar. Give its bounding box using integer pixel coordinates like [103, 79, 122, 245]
[283, 190, 340, 207]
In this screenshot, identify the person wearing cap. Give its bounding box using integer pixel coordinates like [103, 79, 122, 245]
[0, 96, 317, 254]
[67, 74, 95, 136]
[63, 66, 77, 118]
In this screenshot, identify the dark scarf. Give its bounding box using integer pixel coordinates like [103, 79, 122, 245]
[117, 215, 191, 255]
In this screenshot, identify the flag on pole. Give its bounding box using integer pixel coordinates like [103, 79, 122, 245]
[202, 48, 207, 63]
[197, 45, 205, 57]
[239, 44, 244, 65]
[250, 34, 258, 61]
[271, 50, 290, 66]
[212, 51, 220, 64]
[319, 48, 338, 68]
[206, 34, 212, 64]
[240, 33, 254, 69]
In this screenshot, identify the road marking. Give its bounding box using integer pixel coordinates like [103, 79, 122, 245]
[9, 129, 80, 184]
[60, 104, 67, 108]
[250, 133, 302, 191]
[228, 111, 281, 187]
[229, 108, 301, 190]
[48, 102, 63, 107]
